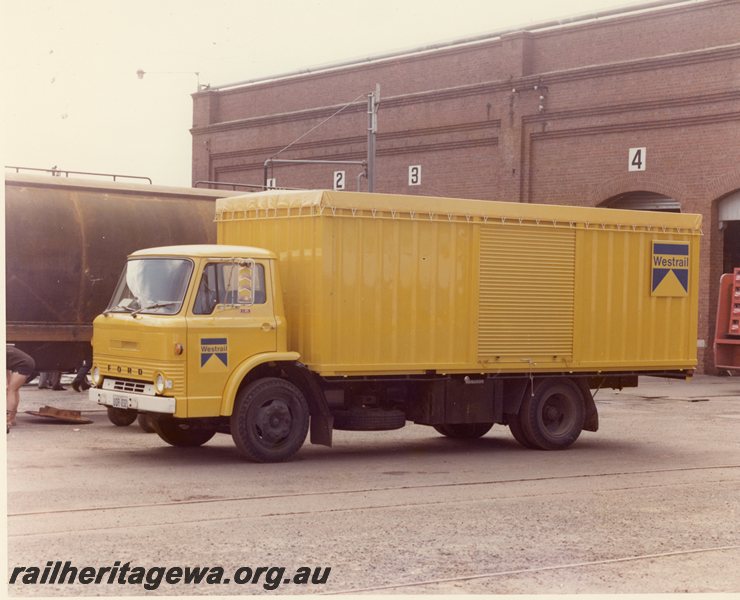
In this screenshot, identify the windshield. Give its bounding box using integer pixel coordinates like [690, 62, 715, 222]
[106, 258, 193, 315]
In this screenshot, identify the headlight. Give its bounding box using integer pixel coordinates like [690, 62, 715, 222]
[155, 373, 166, 394]
[92, 366, 103, 387]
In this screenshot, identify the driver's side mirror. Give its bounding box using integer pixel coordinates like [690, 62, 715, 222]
[235, 262, 255, 306]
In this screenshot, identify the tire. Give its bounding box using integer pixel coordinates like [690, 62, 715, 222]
[433, 422, 493, 439]
[137, 413, 157, 433]
[231, 378, 309, 462]
[519, 379, 585, 450]
[152, 416, 216, 447]
[332, 408, 406, 431]
[508, 413, 535, 448]
[106, 406, 137, 427]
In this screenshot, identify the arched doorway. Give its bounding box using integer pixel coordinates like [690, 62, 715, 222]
[600, 190, 681, 212]
[719, 190, 740, 273]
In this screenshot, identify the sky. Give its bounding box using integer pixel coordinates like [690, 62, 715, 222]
[2, 0, 662, 187]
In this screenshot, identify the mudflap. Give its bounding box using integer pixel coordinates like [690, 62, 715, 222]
[310, 413, 334, 447]
[282, 363, 334, 447]
[576, 379, 599, 432]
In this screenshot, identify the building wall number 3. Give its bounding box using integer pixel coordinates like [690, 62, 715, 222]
[409, 165, 421, 186]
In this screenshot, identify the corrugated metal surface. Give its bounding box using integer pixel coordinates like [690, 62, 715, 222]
[219, 211, 325, 363]
[573, 229, 699, 367]
[320, 217, 476, 371]
[216, 190, 700, 376]
[219, 210, 477, 373]
[478, 226, 575, 363]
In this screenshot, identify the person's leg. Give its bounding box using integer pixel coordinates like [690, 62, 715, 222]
[7, 371, 27, 427]
[72, 362, 91, 392]
[50, 370, 65, 391]
[38, 371, 50, 389]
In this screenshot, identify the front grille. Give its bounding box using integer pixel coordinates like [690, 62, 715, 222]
[94, 354, 185, 395]
[112, 380, 147, 394]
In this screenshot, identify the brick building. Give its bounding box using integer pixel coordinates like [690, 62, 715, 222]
[191, 0, 740, 373]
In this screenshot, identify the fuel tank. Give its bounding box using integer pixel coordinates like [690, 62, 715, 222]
[5, 172, 239, 370]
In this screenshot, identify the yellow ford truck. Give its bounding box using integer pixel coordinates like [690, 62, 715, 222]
[90, 190, 701, 462]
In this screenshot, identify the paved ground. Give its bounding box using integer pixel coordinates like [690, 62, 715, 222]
[5, 375, 740, 595]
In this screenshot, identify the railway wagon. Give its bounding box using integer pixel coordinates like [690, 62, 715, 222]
[5, 171, 239, 371]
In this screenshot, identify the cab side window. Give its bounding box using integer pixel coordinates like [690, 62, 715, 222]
[193, 262, 266, 315]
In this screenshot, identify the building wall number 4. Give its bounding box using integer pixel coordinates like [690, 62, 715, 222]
[628, 147, 646, 172]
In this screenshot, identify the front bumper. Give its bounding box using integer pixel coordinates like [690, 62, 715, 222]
[90, 387, 176, 414]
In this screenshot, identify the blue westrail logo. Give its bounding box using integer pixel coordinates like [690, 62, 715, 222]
[651, 242, 689, 297]
[200, 338, 228, 367]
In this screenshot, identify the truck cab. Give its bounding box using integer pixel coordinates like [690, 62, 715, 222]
[90, 245, 306, 459]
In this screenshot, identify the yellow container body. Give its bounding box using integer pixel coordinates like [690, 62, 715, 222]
[216, 191, 700, 376]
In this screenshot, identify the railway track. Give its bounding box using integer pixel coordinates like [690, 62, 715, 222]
[8, 464, 740, 538]
[326, 545, 740, 594]
[11, 463, 740, 518]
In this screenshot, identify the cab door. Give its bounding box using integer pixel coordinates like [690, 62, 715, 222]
[185, 260, 276, 417]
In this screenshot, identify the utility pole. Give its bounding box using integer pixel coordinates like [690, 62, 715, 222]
[262, 86, 379, 191]
[367, 84, 380, 192]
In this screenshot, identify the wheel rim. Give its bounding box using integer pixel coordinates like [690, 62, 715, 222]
[254, 399, 292, 445]
[540, 392, 576, 436]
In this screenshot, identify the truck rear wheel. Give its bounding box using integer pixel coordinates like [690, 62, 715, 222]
[508, 414, 535, 448]
[433, 423, 493, 438]
[106, 406, 137, 427]
[519, 379, 585, 450]
[231, 377, 309, 462]
[152, 416, 216, 447]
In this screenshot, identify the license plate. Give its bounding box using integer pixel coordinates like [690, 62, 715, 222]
[111, 395, 132, 409]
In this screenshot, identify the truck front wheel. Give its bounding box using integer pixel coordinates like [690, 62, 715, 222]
[519, 379, 585, 450]
[106, 406, 137, 427]
[231, 377, 309, 463]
